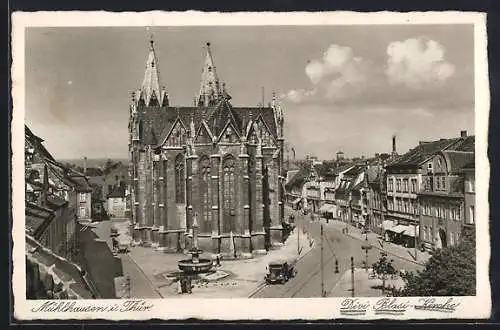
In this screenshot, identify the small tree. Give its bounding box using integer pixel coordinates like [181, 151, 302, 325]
[372, 252, 396, 294]
[90, 182, 103, 200]
[400, 230, 476, 296]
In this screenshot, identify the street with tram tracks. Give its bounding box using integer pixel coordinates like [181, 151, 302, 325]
[251, 211, 424, 298]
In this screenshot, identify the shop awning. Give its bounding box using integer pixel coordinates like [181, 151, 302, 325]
[387, 224, 408, 234]
[402, 225, 419, 237]
[319, 204, 332, 213]
[381, 220, 394, 230]
[292, 198, 302, 205]
[325, 205, 336, 214]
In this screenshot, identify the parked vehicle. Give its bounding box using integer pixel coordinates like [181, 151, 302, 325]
[265, 258, 297, 284]
[117, 236, 131, 253]
[110, 227, 119, 237]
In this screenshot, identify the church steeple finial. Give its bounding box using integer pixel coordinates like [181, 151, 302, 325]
[149, 33, 154, 49]
[139, 37, 167, 107]
[197, 41, 222, 107]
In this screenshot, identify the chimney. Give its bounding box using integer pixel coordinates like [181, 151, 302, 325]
[83, 156, 88, 174]
[392, 135, 396, 154]
[460, 130, 467, 138]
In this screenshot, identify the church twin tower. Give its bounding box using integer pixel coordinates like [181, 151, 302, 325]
[128, 40, 286, 258]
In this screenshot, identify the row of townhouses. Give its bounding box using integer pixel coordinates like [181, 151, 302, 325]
[285, 131, 475, 251]
[24, 125, 100, 299]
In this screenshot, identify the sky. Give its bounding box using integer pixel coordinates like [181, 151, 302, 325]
[25, 25, 474, 160]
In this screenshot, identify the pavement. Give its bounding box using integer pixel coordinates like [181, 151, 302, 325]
[92, 212, 428, 299]
[320, 218, 432, 266]
[91, 218, 161, 299]
[329, 267, 405, 298]
[104, 212, 314, 299]
[251, 212, 425, 298]
[76, 220, 124, 299]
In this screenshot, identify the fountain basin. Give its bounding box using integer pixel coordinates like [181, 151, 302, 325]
[178, 259, 213, 274]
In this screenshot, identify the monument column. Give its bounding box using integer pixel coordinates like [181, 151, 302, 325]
[185, 150, 198, 252]
[210, 153, 221, 255]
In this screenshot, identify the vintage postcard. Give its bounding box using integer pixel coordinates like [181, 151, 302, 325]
[11, 11, 490, 320]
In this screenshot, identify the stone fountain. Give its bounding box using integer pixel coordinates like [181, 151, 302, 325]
[177, 213, 213, 274]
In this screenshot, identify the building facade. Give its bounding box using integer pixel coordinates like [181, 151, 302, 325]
[418, 151, 474, 250]
[384, 132, 474, 248]
[25, 126, 99, 299]
[128, 41, 285, 258]
[25, 126, 92, 260]
[462, 161, 475, 236]
[107, 184, 127, 218]
[365, 165, 387, 234]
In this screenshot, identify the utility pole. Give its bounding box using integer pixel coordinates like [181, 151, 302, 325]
[414, 222, 418, 261]
[350, 256, 355, 297]
[320, 224, 325, 297]
[297, 216, 300, 255]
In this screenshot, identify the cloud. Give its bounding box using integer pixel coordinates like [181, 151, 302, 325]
[386, 37, 455, 89]
[281, 88, 317, 103]
[305, 45, 356, 84]
[282, 44, 368, 104]
[280, 37, 469, 113]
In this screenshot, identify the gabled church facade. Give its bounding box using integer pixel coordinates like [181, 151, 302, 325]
[128, 40, 286, 258]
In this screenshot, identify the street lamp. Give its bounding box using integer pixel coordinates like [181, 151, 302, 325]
[361, 235, 373, 272]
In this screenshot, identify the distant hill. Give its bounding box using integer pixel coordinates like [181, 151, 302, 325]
[58, 158, 129, 169]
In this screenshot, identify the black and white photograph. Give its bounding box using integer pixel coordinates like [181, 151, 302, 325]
[11, 11, 490, 320]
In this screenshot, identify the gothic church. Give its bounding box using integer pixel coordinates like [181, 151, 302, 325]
[128, 40, 286, 258]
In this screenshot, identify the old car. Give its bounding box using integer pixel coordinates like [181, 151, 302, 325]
[265, 258, 297, 284]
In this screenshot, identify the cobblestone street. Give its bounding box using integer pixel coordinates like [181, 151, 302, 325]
[320, 218, 432, 266]
[125, 225, 314, 298]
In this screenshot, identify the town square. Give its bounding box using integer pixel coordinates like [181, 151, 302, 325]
[20, 21, 480, 303]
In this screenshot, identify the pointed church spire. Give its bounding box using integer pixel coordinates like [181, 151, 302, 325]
[190, 114, 196, 139]
[197, 42, 222, 107]
[140, 38, 166, 107]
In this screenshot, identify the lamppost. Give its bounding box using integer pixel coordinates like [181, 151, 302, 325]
[413, 222, 418, 261]
[297, 208, 301, 255]
[361, 234, 373, 272]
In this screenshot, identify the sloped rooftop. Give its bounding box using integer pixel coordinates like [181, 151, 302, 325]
[443, 151, 475, 173]
[107, 185, 126, 199]
[387, 136, 475, 169]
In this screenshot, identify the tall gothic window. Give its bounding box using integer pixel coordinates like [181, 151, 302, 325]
[138, 120, 144, 139]
[199, 156, 212, 233]
[175, 154, 185, 203]
[223, 155, 236, 232]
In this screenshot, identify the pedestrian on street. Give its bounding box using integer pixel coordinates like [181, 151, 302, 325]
[177, 280, 182, 294]
[112, 237, 118, 252]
